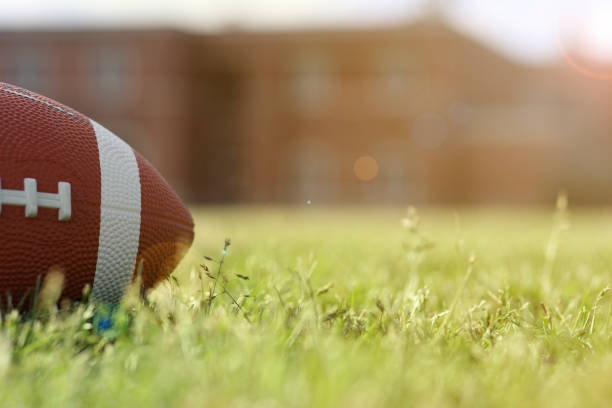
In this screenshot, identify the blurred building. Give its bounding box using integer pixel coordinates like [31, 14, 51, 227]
[1, 20, 612, 205]
[0, 30, 198, 196]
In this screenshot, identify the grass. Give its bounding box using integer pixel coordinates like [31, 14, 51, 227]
[4, 202, 612, 407]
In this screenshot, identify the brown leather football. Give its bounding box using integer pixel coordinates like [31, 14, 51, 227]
[0, 82, 194, 305]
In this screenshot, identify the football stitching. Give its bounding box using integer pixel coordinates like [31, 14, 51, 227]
[0, 177, 72, 221]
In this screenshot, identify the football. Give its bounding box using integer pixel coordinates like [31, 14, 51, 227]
[0, 82, 194, 306]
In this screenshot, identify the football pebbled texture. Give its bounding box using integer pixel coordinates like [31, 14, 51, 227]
[0, 82, 194, 306]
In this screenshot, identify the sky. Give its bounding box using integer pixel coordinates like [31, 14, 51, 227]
[2, 0, 612, 64]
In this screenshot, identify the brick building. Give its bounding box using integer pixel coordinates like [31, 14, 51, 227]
[0, 30, 198, 196]
[1, 21, 611, 205]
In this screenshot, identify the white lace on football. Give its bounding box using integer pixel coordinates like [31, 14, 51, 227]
[0, 178, 71, 221]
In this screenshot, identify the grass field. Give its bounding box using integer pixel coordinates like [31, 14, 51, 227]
[4, 202, 612, 407]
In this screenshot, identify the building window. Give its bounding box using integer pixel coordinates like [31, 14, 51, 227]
[371, 142, 420, 204]
[88, 46, 129, 103]
[375, 52, 408, 115]
[374, 51, 424, 116]
[289, 52, 332, 116]
[291, 139, 338, 203]
[380, 152, 406, 203]
[12, 47, 49, 93]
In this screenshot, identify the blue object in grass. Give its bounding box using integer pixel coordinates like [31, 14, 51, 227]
[96, 316, 113, 332]
[93, 304, 129, 338]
